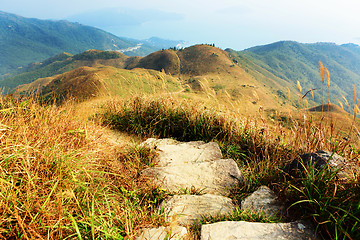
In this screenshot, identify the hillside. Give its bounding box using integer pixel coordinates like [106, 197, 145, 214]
[0, 11, 183, 78]
[12, 45, 297, 115]
[15, 65, 182, 102]
[0, 50, 141, 90]
[229, 41, 360, 107]
[2, 38, 360, 239]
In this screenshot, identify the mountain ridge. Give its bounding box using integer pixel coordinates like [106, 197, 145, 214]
[230, 41, 360, 107]
[0, 11, 184, 78]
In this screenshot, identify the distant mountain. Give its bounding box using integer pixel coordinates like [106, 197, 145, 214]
[12, 45, 292, 115]
[2, 45, 252, 90]
[228, 41, 360, 107]
[10, 41, 360, 113]
[141, 37, 187, 50]
[0, 11, 184, 78]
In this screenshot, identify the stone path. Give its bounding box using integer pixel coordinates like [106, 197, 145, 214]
[136, 138, 318, 240]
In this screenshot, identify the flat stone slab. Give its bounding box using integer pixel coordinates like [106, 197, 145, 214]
[241, 186, 284, 217]
[141, 138, 223, 166]
[201, 221, 317, 240]
[136, 225, 188, 240]
[140, 138, 179, 149]
[142, 158, 243, 195]
[160, 194, 235, 225]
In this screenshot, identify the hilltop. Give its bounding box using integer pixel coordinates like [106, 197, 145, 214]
[10, 44, 296, 116]
[0, 11, 184, 78]
[9, 40, 360, 114]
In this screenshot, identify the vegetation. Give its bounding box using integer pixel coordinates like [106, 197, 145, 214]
[229, 41, 360, 109]
[1, 38, 360, 239]
[100, 90, 359, 239]
[0, 97, 169, 239]
[0, 11, 184, 80]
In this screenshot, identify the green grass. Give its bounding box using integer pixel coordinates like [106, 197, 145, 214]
[100, 95, 294, 163]
[189, 208, 282, 239]
[286, 161, 360, 239]
[1, 90, 359, 239]
[100, 95, 360, 239]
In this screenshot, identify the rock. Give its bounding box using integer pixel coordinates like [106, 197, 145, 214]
[283, 150, 356, 179]
[140, 138, 179, 149]
[136, 225, 188, 240]
[142, 158, 244, 195]
[141, 138, 223, 166]
[155, 141, 223, 166]
[201, 221, 317, 240]
[241, 186, 284, 217]
[160, 194, 235, 225]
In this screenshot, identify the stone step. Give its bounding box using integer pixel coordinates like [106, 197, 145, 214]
[241, 186, 284, 217]
[141, 138, 223, 166]
[160, 194, 235, 226]
[141, 158, 243, 196]
[201, 221, 317, 240]
[136, 225, 188, 240]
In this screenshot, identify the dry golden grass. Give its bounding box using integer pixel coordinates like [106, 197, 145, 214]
[0, 97, 167, 239]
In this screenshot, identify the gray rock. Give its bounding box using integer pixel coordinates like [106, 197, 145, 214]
[141, 138, 223, 166]
[284, 150, 357, 180]
[142, 158, 243, 195]
[160, 194, 235, 225]
[136, 225, 188, 240]
[201, 221, 317, 240]
[155, 141, 223, 166]
[140, 138, 179, 149]
[241, 186, 284, 217]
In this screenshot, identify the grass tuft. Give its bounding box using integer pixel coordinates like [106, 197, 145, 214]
[0, 97, 167, 239]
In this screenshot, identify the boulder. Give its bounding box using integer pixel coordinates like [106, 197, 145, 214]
[241, 186, 284, 217]
[136, 225, 188, 240]
[160, 194, 235, 225]
[201, 221, 317, 240]
[283, 150, 357, 180]
[142, 158, 243, 195]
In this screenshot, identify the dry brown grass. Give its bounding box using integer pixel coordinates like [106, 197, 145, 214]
[0, 97, 167, 239]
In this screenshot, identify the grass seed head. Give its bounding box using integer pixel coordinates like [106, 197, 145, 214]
[296, 81, 302, 93]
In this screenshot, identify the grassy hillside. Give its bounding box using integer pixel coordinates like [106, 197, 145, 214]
[100, 95, 360, 239]
[6, 45, 295, 116]
[1, 50, 137, 90]
[9, 42, 360, 116]
[230, 41, 360, 108]
[15, 65, 182, 103]
[2, 62, 360, 239]
[0, 11, 184, 78]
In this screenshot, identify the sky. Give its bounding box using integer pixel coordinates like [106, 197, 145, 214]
[2, 0, 360, 50]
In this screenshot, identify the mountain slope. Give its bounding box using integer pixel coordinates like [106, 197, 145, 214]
[12, 45, 293, 114]
[0, 11, 183, 78]
[0, 50, 140, 90]
[231, 41, 360, 106]
[16, 65, 182, 102]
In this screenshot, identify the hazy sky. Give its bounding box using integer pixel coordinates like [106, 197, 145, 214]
[2, 0, 360, 50]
